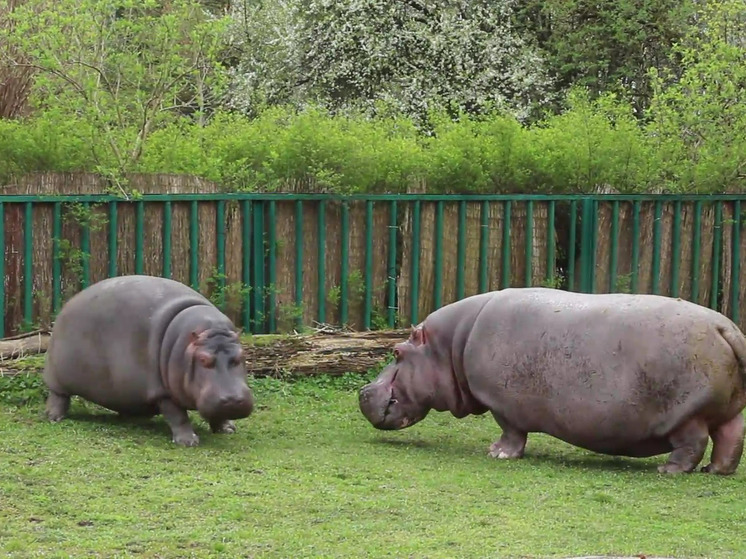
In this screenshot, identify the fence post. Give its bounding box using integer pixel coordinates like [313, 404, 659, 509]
[579, 198, 596, 293]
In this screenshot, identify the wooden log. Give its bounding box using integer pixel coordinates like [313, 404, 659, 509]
[0, 329, 51, 360]
[0, 329, 409, 377]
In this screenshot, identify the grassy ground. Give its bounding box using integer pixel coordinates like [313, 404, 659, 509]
[2, 368, 746, 559]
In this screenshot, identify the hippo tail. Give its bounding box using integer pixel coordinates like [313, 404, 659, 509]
[718, 324, 746, 381]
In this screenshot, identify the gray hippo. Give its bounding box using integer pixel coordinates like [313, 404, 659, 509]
[43, 274, 254, 446]
[359, 288, 746, 475]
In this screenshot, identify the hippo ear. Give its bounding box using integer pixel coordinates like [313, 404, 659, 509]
[410, 325, 427, 347]
[190, 330, 207, 345]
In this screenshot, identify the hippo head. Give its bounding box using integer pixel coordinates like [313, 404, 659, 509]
[185, 328, 254, 422]
[358, 325, 437, 430]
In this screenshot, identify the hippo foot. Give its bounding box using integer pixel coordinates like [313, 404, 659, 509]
[172, 431, 200, 447]
[488, 441, 524, 459]
[210, 419, 237, 434]
[700, 463, 728, 475]
[488, 413, 527, 459]
[699, 414, 744, 476]
[657, 417, 709, 474]
[656, 463, 694, 474]
[45, 391, 70, 422]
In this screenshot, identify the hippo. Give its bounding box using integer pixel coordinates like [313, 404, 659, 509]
[359, 287, 746, 475]
[43, 274, 254, 446]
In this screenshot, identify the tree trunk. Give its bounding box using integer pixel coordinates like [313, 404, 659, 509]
[0, 329, 408, 377]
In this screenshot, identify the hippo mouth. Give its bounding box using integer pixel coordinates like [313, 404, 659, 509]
[373, 370, 406, 429]
[197, 394, 254, 423]
[359, 369, 424, 430]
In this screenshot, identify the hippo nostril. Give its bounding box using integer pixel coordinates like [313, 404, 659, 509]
[219, 396, 245, 407]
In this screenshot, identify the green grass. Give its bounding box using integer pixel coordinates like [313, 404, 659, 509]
[2, 371, 746, 559]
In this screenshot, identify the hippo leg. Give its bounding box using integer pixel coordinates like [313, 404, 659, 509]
[158, 399, 200, 447]
[657, 417, 709, 474]
[210, 419, 237, 434]
[45, 391, 70, 422]
[488, 411, 527, 459]
[701, 414, 745, 475]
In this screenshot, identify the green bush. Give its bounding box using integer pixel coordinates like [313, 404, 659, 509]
[1, 87, 744, 194]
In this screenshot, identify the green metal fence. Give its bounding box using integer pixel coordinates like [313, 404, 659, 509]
[1, 193, 745, 338]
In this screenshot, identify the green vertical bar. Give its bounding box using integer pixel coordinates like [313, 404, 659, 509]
[0, 203, 4, 337]
[410, 201, 421, 324]
[189, 201, 199, 289]
[340, 202, 349, 326]
[216, 200, 226, 293]
[294, 200, 303, 329]
[253, 201, 265, 332]
[387, 201, 397, 328]
[162, 201, 172, 279]
[242, 200, 252, 332]
[501, 200, 511, 288]
[317, 200, 326, 324]
[108, 202, 117, 278]
[546, 201, 555, 285]
[711, 201, 723, 310]
[479, 200, 489, 293]
[609, 201, 619, 291]
[580, 198, 593, 293]
[670, 200, 682, 297]
[456, 201, 466, 299]
[730, 200, 741, 322]
[525, 200, 533, 287]
[267, 200, 276, 333]
[80, 202, 91, 289]
[23, 202, 33, 326]
[590, 200, 598, 293]
[651, 200, 662, 295]
[568, 201, 577, 291]
[631, 201, 641, 293]
[364, 200, 373, 330]
[691, 201, 702, 303]
[53, 203, 62, 313]
[433, 201, 443, 309]
[135, 201, 144, 275]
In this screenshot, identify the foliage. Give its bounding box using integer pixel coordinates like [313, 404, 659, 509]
[513, 0, 697, 115]
[1, 87, 742, 193]
[0, 1, 744, 194]
[0, 0, 230, 181]
[645, 0, 746, 193]
[223, 0, 555, 123]
[2, 374, 746, 558]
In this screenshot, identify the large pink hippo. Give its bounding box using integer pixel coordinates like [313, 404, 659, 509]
[358, 288, 746, 474]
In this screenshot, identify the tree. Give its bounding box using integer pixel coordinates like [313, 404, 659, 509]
[645, 0, 746, 192]
[513, 0, 696, 116]
[0, 0, 35, 118]
[224, 0, 554, 123]
[0, 0, 230, 182]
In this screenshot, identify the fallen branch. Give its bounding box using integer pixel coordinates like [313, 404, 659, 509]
[0, 328, 408, 377]
[244, 329, 407, 377]
[0, 329, 51, 360]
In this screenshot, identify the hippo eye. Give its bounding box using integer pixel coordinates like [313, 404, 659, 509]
[196, 353, 215, 368]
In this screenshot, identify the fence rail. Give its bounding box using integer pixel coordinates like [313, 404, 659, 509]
[1, 193, 745, 337]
